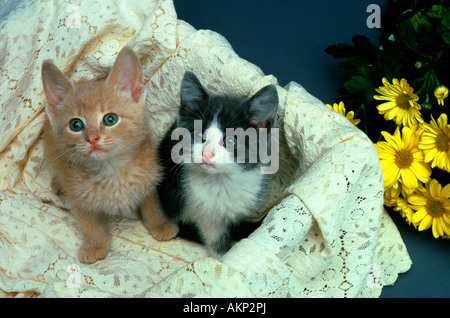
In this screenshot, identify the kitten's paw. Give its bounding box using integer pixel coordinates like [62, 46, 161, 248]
[148, 221, 179, 241]
[78, 244, 109, 264]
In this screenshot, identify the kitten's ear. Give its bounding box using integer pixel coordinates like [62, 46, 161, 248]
[107, 46, 144, 103]
[41, 60, 74, 119]
[179, 71, 208, 116]
[246, 85, 279, 129]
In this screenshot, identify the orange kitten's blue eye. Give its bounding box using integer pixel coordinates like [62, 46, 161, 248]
[103, 113, 118, 126]
[69, 119, 84, 132]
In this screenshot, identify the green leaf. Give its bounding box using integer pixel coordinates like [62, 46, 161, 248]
[351, 34, 372, 46]
[442, 7, 450, 29]
[343, 75, 375, 103]
[442, 31, 450, 44]
[426, 5, 444, 19]
[324, 35, 377, 72]
[325, 43, 356, 59]
[409, 12, 434, 33]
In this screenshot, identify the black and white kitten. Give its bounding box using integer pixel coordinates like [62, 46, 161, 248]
[157, 71, 278, 256]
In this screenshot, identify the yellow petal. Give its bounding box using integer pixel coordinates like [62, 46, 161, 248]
[408, 194, 427, 206]
[401, 127, 413, 144]
[393, 126, 402, 139]
[418, 214, 432, 231]
[381, 131, 403, 150]
[381, 160, 400, 188]
[412, 208, 427, 222]
[412, 149, 425, 161]
[377, 101, 397, 111]
[424, 148, 438, 163]
[374, 94, 394, 100]
[419, 140, 437, 149]
[410, 162, 431, 183]
[441, 184, 450, 199]
[387, 107, 400, 120]
[382, 77, 391, 86]
[442, 212, 450, 226]
[401, 168, 419, 189]
[432, 218, 444, 238]
[429, 179, 442, 199]
[437, 113, 448, 128]
[378, 151, 396, 160]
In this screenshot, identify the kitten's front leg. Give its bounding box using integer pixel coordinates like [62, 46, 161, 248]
[199, 220, 231, 257]
[141, 191, 179, 241]
[72, 208, 110, 264]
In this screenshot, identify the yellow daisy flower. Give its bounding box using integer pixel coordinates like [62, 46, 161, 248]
[384, 185, 401, 206]
[384, 180, 415, 203]
[375, 125, 431, 189]
[326, 101, 360, 126]
[390, 196, 414, 225]
[408, 179, 450, 238]
[374, 77, 424, 127]
[434, 85, 449, 106]
[387, 183, 416, 224]
[419, 113, 450, 172]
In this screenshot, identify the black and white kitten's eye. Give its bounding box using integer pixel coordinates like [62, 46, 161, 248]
[224, 136, 237, 147]
[69, 118, 84, 132]
[194, 131, 206, 142]
[194, 131, 203, 140]
[103, 113, 119, 126]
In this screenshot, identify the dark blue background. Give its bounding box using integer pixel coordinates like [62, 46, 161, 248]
[173, 0, 450, 298]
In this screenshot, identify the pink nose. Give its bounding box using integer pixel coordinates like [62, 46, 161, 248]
[87, 134, 100, 145]
[202, 144, 215, 162]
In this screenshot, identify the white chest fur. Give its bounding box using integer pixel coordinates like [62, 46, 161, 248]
[183, 167, 263, 225]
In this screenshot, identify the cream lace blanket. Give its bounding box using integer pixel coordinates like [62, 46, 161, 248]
[0, 0, 411, 297]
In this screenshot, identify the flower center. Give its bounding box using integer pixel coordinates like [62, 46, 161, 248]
[436, 133, 450, 152]
[427, 201, 443, 217]
[395, 149, 413, 168]
[396, 93, 411, 109]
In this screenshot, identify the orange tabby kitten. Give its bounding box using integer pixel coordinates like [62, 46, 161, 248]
[41, 46, 179, 264]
